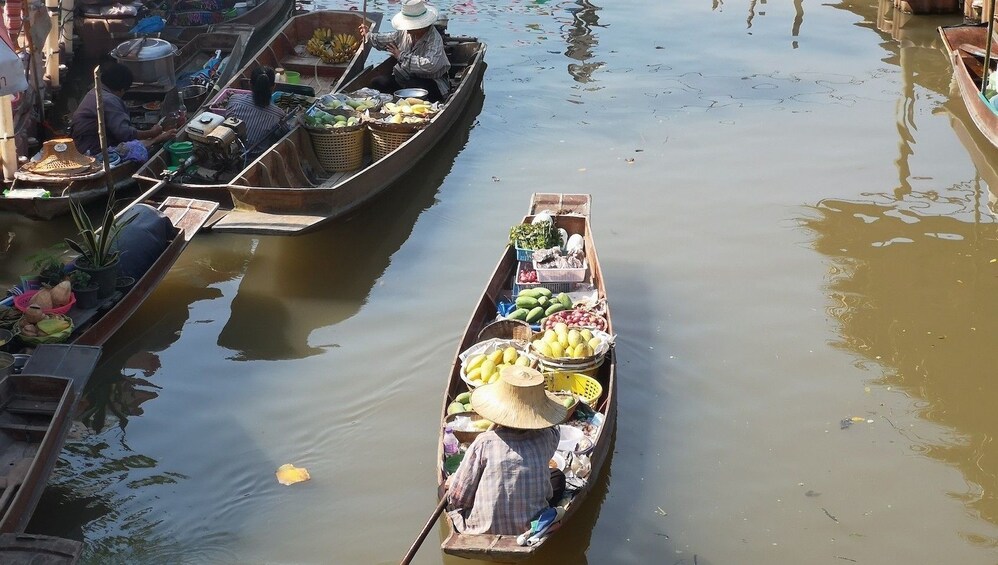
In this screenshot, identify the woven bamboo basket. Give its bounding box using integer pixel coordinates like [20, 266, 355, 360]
[306, 126, 365, 172]
[369, 126, 416, 162]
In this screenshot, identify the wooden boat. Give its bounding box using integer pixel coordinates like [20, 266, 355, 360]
[134, 24, 484, 236]
[212, 39, 486, 235]
[132, 9, 384, 218]
[0, 161, 142, 221]
[127, 24, 255, 101]
[0, 533, 83, 564]
[0, 374, 77, 534]
[159, 0, 292, 48]
[938, 24, 998, 149]
[436, 193, 616, 561]
[3, 197, 218, 350]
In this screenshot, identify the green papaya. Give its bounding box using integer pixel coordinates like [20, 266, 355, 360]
[534, 287, 553, 297]
[515, 296, 540, 309]
[538, 296, 549, 307]
[545, 303, 567, 316]
[525, 306, 545, 323]
[556, 293, 572, 308]
[507, 308, 529, 321]
[518, 288, 544, 299]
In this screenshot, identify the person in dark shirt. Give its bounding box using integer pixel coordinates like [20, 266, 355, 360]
[71, 62, 176, 156]
[223, 66, 289, 159]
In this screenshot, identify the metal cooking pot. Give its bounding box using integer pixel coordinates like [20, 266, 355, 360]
[111, 38, 178, 86]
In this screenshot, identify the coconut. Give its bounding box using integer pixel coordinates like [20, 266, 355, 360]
[30, 288, 53, 310]
[50, 280, 72, 307]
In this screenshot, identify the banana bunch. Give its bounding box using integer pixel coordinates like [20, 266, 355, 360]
[306, 29, 360, 64]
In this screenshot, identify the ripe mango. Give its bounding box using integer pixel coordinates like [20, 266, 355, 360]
[480, 359, 495, 381]
[515, 355, 530, 367]
[543, 330, 557, 343]
[549, 341, 564, 359]
[487, 350, 504, 365]
[465, 367, 483, 382]
[554, 322, 569, 336]
[466, 354, 487, 373]
[502, 347, 518, 364]
[588, 337, 602, 351]
[532, 340, 553, 358]
[567, 329, 582, 347]
[447, 401, 465, 415]
[580, 329, 594, 342]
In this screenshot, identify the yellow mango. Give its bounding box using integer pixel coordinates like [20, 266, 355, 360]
[502, 347, 518, 364]
[567, 329, 582, 347]
[466, 354, 487, 373]
[465, 367, 483, 382]
[515, 355, 530, 367]
[558, 334, 569, 348]
[543, 330, 558, 343]
[549, 341, 564, 359]
[488, 349, 504, 365]
[532, 340, 553, 358]
[480, 359, 495, 380]
[554, 322, 569, 336]
[588, 337, 602, 351]
[580, 329, 594, 342]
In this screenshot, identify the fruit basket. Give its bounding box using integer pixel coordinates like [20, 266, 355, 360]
[544, 372, 603, 405]
[14, 290, 75, 315]
[530, 326, 614, 376]
[17, 314, 73, 345]
[458, 338, 535, 389]
[446, 411, 492, 443]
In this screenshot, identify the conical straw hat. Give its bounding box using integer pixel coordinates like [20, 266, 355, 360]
[470, 366, 571, 430]
[23, 138, 95, 175]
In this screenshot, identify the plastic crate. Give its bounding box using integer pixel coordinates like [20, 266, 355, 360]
[513, 262, 572, 295]
[514, 246, 535, 261]
[533, 259, 587, 283]
[207, 88, 250, 114]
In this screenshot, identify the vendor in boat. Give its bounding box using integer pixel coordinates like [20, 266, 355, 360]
[223, 66, 290, 159]
[359, 0, 451, 102]
[445, 366, 568, 535]
[70, 62, 176, 157]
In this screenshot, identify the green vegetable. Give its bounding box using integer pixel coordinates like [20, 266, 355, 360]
[509, 221, 559, 250]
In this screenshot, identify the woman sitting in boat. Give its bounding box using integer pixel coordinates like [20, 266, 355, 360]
[223, 66, 290, 160]
[446, 366, 568, 535]
[359, 0, 451, 102]
[70, 62, 177, 157]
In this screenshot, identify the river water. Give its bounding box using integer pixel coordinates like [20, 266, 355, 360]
[3, 0, 998, 562]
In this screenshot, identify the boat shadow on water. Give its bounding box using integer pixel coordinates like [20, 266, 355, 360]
[214, 81, 486, 362]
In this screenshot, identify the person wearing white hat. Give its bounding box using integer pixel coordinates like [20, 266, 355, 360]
[358, 0, 451, 102]
[445, 366, 571, 535]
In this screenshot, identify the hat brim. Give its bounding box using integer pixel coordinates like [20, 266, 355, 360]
[391, 5, 439, 30]
[471, 385, 572, 430]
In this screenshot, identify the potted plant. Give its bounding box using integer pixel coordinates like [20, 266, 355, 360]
[22, 245, 67, 290]
[68, 269, 99, 310]
[65, 195, 136, 299]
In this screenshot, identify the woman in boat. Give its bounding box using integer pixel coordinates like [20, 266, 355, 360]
[223, 66, 290, 160]
[70, 61, 176, 156]
[359, 0, 451, 102]
[445, 366, 568, 535]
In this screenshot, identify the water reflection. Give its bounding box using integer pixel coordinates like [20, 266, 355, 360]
[217, 82, 486, 361]
[803, 194, 998, 528]
[557, 0, 604, 84]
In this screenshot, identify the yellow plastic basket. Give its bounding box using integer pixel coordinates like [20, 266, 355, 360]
[543, 372, 602, 405]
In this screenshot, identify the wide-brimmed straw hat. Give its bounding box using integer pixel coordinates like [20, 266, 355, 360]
[391, 0, 439, 31]
[470, 366, 571, 430]
[23, 138, 95, 175]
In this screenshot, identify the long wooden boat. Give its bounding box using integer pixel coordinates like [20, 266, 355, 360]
[132, 9, 383, 218]
[212, 39, 486, 235]
[159, 0, 292, 48]
[436, 193, 615, 561]
[0, 374, 77, 534]
[0, 161, 142, 221]
[127, 24, 254, 100]
[3, 197, 217, 350]
[939, 24, 998, 149]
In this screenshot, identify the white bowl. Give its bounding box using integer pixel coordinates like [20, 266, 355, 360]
[557, 425, 584, 452]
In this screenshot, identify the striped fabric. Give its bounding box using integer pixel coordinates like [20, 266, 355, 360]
[223, 92, 289, 155]
[446, 427, 559, 535]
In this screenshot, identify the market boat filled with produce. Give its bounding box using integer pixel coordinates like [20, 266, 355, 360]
[436, 193, 616, 561]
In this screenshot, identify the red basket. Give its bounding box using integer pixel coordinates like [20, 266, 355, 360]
[14, 290, 76, 314]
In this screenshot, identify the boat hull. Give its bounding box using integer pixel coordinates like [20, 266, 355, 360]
[939, 24, 998, 149]
[0, 161, 140, 221]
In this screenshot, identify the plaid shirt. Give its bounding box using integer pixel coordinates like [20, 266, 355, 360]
[368, 27, 451, 96]
[446, 427, 559, 535]
[223, 93, 289, 155]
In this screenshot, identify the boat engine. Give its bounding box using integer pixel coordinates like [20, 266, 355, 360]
[183, 111, 246, 174]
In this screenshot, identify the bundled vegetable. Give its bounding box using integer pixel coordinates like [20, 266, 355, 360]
[509, 221, 560, 251]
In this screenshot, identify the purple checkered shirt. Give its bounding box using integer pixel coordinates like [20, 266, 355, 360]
[446, 427, 559, 535]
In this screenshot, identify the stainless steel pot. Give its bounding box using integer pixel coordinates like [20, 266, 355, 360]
[111, 38, 178, 86]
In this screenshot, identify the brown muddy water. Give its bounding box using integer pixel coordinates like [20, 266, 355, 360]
[3, 0, 998, 562]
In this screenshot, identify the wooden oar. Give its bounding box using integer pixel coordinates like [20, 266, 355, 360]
[982, 1, 998, 95]
[399, 423, 497, 565]
[399, 496, 448, 565]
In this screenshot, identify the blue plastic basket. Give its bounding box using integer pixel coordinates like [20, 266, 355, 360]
[515, 246, 534, 262]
